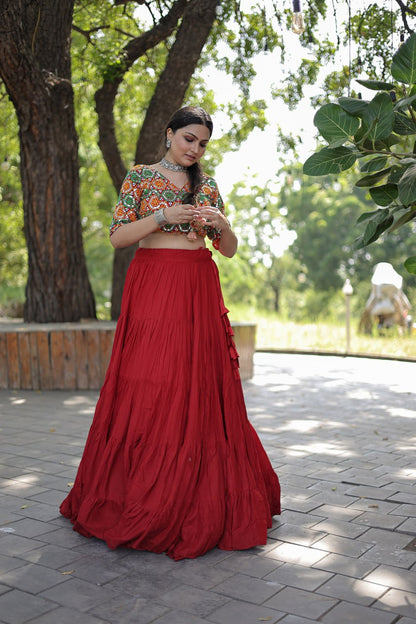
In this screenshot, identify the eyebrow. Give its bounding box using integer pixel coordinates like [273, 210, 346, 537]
[185, 132, 209, 143]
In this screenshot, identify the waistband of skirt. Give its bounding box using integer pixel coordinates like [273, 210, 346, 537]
[134, 247, 213, 263]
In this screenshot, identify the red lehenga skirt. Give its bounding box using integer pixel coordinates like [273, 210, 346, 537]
[60, 248, 280, 560]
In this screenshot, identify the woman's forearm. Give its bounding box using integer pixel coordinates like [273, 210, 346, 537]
[218, 226, 238, 258]
[110, 215, 159, 249]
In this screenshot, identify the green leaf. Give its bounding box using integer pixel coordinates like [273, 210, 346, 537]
[360, 156, 388, 173]
[355, 168, 392, 187]
[357, 209, 382, 224]
[393, 93, 416, 110]
[338, 96, 369, 116]
[393, 111, 416, 135]
[389, 164, 408, 184]
[392, 33, 416, 84]
[369, 183, 398, 206]
[303, 147, 356, 176]
[398, 163, 416, 204]
[404, 256, 416, 274]
[313, 104, 360, 147]
[362, 213, 394, 245]
[356, 79, 395, 91]
[389, 208, 416, 231]
[362, 93, 394, 140]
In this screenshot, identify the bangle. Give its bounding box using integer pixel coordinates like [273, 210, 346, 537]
[154, 208, 168, 226]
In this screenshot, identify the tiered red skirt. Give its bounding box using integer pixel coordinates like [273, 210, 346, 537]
[60, 248, 280, 560]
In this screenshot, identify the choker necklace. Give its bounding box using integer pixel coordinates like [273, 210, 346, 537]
[159, 157, 188, 172]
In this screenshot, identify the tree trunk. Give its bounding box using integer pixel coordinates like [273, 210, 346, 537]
[95, 0, 219, 320]
[0, 0, 96, 322]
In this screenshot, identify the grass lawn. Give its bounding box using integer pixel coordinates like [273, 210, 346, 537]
[229, 310, 416, 360]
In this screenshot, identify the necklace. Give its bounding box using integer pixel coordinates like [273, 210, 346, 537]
[159, 157, 188, 172]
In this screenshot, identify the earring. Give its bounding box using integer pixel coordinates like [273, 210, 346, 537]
[166, 138, 171, 149]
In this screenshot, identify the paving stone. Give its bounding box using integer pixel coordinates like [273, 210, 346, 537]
[0, 589, 57, 624]
[88, 595, 169, 623]
[212, 572, 283, 604]
[320, 601, 398, 623]
[311, 518, 368, 539]
[309, 504, 364, 521]
[364, 564, 416, 592]
[216, 551, 283, 578]
[168, 558, 234, 589]
[40, 577, 119, 612]
[159, 585, 229, 617]
[108, 569, 182, 599]
[18, 544, 84, 569]
[312, 553, 378, 579]
[0, 562, 70, 594]
[0, 534, 43, 557]
[66, 555, 129, 585]
[28, 607, 109, 624]
[353, 511, 407, 530]
[265, 542, 327, 567]
[278, 617, 321, 624]
[207, 598, 285, 624]
[268, 523, 326, 546]
[2, 517, 57, 538]
[0, 555, 26, 575]
[263, 586, 338, 620]
[153, 610, 220, 624]
[316, 573, 387, 605]
[372, 588, 416, 618]
[264, 562, 332, 591]
[311, 534, 373, 557]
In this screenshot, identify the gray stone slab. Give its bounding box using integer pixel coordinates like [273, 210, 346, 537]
[312, 553, 378, 579]
[40, 577, 119, 612]
[0, 562, 70, 594]
[264, 562, 333, 591]
[311, 534, 373, 558]
[159, 585, 229, 617]
[208, 598, 285, 624]
[263, 586, 338, 620]
[0, 534, 43, 556]
[265, 542, 327, 567]
[364, 564, 416, 592]
[316, 573, 387, 605]
[267, 523, 326, 546]
[28, 607, 108, 624]
[88, 595, 169, 624]
[320, 601, 398, 624]
[217, 551, 283, 578]
[0, 589, 57, 624]
[18, 544, 85, 569]
[372, 588, 416, 618]
[212, 572, 283, 604]
[311, 518, 368, 539]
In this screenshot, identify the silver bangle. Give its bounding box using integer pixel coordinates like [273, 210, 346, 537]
[154, 208, 168, 226]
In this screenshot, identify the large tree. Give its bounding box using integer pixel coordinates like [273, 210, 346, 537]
[0, 0, 95, 322]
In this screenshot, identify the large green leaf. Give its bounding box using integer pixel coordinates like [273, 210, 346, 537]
[313, 104, 360, 147]
[404, 256, 416, 274]
[398, 163, 416, 204]
[303, 147, 356, 176]
[389, 164, 408, 184]
[389, 207, 416, 231]
[393, 111, 416, 135]
[360, 156, 388, 173]
[369, 183, 398, 206]
[394, 93, 416, 110]
[360, 212, 394, 246]
[338, 96, 369, 116]
[392, 33, 416, 84]
[356, 79, 395, 91]
[355, 167, 392, 187]
[362, 93, 394, 140]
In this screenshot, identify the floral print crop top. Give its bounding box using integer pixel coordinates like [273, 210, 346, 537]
[109, 165, 225, 249]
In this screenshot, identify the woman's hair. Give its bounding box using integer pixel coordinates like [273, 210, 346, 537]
[164, 106, 213, 203]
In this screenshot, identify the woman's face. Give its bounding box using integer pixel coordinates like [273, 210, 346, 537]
[167, 124, 211, 167]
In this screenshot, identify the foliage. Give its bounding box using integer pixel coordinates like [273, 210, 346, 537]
[303, 33, 416, 274]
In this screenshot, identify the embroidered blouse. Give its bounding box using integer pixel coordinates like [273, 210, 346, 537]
[109, 165, 225, 249]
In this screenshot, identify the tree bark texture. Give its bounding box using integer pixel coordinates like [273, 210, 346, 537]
[95, 0, 219, 319]
[0, 0, 96, 322]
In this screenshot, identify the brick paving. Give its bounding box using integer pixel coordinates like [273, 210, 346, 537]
[0, 352, 415, 624]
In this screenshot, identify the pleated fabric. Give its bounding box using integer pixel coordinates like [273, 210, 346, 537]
[60, 248, 280, 560]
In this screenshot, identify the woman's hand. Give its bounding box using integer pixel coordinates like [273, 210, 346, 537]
[196, 206, 230, 231]
[163, 203, 197, 225]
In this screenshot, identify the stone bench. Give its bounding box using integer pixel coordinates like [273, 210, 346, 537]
[0, 321, 256, 390]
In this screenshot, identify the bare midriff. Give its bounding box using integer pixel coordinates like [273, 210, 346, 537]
[139, 230, 206, 250]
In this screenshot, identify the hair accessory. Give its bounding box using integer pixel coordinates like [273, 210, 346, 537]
[159, 157, 188, 172]
[154, 208, 168, 226]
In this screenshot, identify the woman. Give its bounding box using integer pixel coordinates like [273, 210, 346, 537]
[60, 106, 280, 561]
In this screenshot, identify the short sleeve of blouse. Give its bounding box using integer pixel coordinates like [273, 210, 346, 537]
[109, 168, 144, 236]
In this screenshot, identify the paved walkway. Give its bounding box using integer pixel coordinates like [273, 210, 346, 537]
[0, 352, 415, 624]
